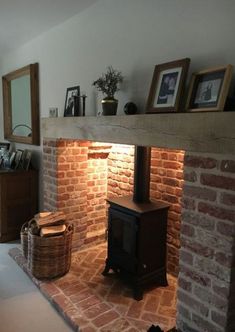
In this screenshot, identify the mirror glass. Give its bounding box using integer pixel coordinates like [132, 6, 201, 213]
[2, 63, 40, 145]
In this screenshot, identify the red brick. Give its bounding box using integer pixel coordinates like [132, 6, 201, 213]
[211, 310, 227, 328]
[181, 224, 195, 237]
[184, 155, 217, 169]
[184, 185, 216, 201]
[192, 313, 221, 332]
[215, 251, 233, 267]
[126, 301, 144, 319]
[198, 202, 235, 222]
[161, 152, 169, 160]
[177, 304, 191, 320]
[178, 276, 192, 292]
[176, 171, 184, 179]
[181, 210, 215, 231]
[163, 161, 181, 170]
[163, 177, 180, 187]
[166, 169, 177, 178]
[182, 197, 196, 210]
[177, 290, 209, 317]
[179, 249, 193, 265]
[220, 192, 235, 206]
[58, 163, 70, 171]
[180, 265, 211, 287]
[162, 193, 178, 204]
[151, 150, 161, 159]
[144, 295, 160, 313]
[212, 281, 230, 299]
[216, 221, 235, 237]
[203, 172, 235, 191]
[92, 310, 119, 328]
[181, 237, 214, 258]
[194, 285, 228, 312]
[168, 153, 178, 161]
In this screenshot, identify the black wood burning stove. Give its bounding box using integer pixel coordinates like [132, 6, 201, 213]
[102, 146, 170, 300]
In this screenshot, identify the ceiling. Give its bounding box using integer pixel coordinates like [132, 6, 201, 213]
[0, 0, 99, 56]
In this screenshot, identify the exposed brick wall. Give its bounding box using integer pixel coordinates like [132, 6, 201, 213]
[43, 140, 183, 274]
[107, 144, 134, 197]
[43, 139, 58, 210]
[150, 148, 184, 276]
[177, 152, 235, 332]
[43, 139, 111, 251]
[43, 140, 235, 331]
[86, 145, 110, 244]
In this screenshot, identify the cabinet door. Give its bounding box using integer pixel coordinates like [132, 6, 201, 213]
[108, 208, 138, 273]
[0, 171, 38, 242]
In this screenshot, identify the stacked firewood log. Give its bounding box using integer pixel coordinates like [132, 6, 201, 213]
[29, 211, 67, 237]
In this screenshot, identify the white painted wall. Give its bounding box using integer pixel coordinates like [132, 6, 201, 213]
[0, 0, 234, 207]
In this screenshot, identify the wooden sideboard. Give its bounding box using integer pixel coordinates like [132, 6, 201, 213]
[0, 169, 38, 242]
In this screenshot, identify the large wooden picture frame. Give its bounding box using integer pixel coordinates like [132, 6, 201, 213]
[186, 65, 233, 112]
[146, 58, 190, 113]
[2, 63, 40, 145]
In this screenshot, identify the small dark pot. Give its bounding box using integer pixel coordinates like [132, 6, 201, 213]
[102, 98, 118, 115]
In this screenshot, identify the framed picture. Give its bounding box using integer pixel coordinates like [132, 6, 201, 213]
[22, 150, 32, 170]
[64, 86, 80, 117]
[14, 149, 23, 169]
[9, 151, 16, 168]
[0, 142, 10, 151]
[186, 65, 233, 112]
[146, 58, 190, 113]
[49, 107, 58, 118]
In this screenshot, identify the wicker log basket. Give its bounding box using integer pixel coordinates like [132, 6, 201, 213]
[28, 223, 73, 279]
[20, 221, 29, 259]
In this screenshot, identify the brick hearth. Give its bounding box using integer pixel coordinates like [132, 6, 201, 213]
[9, 244, 177, 331]
[42, 137, 235, 331]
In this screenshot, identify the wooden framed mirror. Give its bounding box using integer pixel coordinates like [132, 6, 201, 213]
[2, 63, 40, 145]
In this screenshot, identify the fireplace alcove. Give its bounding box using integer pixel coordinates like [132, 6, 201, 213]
[42, 113, 235, 332]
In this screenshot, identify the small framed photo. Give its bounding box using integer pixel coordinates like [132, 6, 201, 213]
[22, 150, 32, 170]
[14, 149, 23, 169]
[64, 86, 80, 117]
[146, 58, 190, 113]
[49, 107, 58, 118]
[186, 65, 233, 112]
[0, 142, 10, 152]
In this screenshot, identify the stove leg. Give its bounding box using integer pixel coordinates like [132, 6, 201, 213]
[133, 287, 143, 301]
[102, 259, 111, 276]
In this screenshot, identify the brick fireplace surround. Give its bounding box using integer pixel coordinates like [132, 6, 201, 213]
[42, 114, 235, 332]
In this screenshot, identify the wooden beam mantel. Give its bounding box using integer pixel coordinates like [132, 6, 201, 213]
[41, 112, 235, 154]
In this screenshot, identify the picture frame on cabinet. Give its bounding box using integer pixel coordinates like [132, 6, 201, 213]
[186, 64, 233, 112]
[14, 149, 23, 169]
[64, 86, 80, 117]
[146, 58, 190, 113]
[0, 142, 10, 152]
[22, 150, 32, 170]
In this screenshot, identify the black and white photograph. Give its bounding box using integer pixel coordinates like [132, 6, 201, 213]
[49, 107, 58, 118]
[146, 58, 190, 113]
[14, 149, 23, 169]
[186, 65, 233, 112]
[64, 86, 80, 117]
[22, 150, 32, 170]
[194, 79, 221, 104]
[154, 69, 181, 107]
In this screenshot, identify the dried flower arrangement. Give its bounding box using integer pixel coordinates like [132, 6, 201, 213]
[93, 66, 123, 99]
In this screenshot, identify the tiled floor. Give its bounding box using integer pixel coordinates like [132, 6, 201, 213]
[9, 243, 177, 332]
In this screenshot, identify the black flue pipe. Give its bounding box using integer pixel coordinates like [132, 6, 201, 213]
[133, 145, 151, 203]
